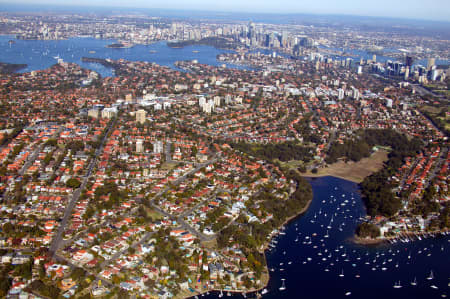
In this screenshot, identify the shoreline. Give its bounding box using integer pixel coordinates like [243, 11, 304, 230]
[302, 150, 389, 183]
[182, 187, 315, 299]
[352, 236, 389, 245]
[302, 173, 361, 183]
[352, 229, 450, 246]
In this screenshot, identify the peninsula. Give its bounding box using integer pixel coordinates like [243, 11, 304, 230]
[0, 62, 27, 74]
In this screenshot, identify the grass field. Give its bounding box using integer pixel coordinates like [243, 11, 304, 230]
[304, 149, 389, 183]
[421, 105, 450, 131]
[146, 208, 164, 220]
[161, 161, 179, 170]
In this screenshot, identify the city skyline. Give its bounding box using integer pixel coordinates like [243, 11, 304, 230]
[1, 0, 450, 22]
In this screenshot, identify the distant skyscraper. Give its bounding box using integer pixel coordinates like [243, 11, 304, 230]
[126, 94, 133, 103]
[338, 88, 345, 100]
[386, 98, 393, 108]
[282, 31, 288, 47]
[427, 58, 436, 70]
[431, 69, 439, 81]
[352, 88, 360, 101]
[248, 22, 256, 39]
[405, 56, 413, 67]
[136, 109, 147, 124]
[404, 67, 410, 80]
[213, 96, 221, 107]
[136, 139, 144, 153]
[153, 140, 163, 154]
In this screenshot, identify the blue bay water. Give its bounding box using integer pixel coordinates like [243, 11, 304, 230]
[0, 35, 246, 77]
[197, 176, 449, 299]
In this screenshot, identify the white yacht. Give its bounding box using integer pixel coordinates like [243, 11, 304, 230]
[279, 279, 286, 291]
[393, 281, 402, 289]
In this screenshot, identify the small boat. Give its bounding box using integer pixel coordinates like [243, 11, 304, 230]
[393, 281, 402, 289]
[430, 285, 438, 289]
[339, 269, 344, 277]
[427, 270, 434, 280]
[279, 279, 286, 291]
[345, 292, 352, 296]
[261, 288, 268, 295]
[411, 277, 417, 286]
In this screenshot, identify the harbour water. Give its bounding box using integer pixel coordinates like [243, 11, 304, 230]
[0, 35, 246, 77]
[3, 35, 448, 80]
[197, 176, 449, 299]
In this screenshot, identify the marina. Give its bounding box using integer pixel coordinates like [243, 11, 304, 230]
[196, 176, 449, 299]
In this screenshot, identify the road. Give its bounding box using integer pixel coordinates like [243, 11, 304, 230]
[52, 253, 113, 288]
[97, 231, 154, 270]
[49, 119, 116, 256]
[19, 127, 63, 176]
[2, 127, 63, 203]
[148, 156, 219, 242]
[18, 145, 42, 176]
[165, 140, 172, 163]
[424, 148, 448, 189]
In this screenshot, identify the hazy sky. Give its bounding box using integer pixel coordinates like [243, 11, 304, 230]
[2, 0, 450, 22]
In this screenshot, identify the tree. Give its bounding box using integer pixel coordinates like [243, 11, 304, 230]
[66, 140, 85, 152]
[356, 222, 381, 238]
[2, 222, 13, 234]
[0, 271, 12, 297]
[44, 139, 57, 147]
[66, 178, 81, 189]
[70, 267, 86, 280]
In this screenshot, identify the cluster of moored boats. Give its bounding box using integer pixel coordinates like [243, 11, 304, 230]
[193, 186, 449, 299]
[388, 231, 449, 244]
[260, 187, 449, 298]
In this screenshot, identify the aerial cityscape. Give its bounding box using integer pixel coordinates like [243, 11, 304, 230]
[0, 1, 449, 298]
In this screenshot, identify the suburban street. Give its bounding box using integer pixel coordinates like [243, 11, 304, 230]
[49, 119, 116, 256]
[147, 156, 219, 242]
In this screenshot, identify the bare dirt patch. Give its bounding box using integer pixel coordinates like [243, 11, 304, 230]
[304, 150, 388, 183]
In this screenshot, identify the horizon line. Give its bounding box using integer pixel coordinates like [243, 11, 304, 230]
[1, 2, 450, 24]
